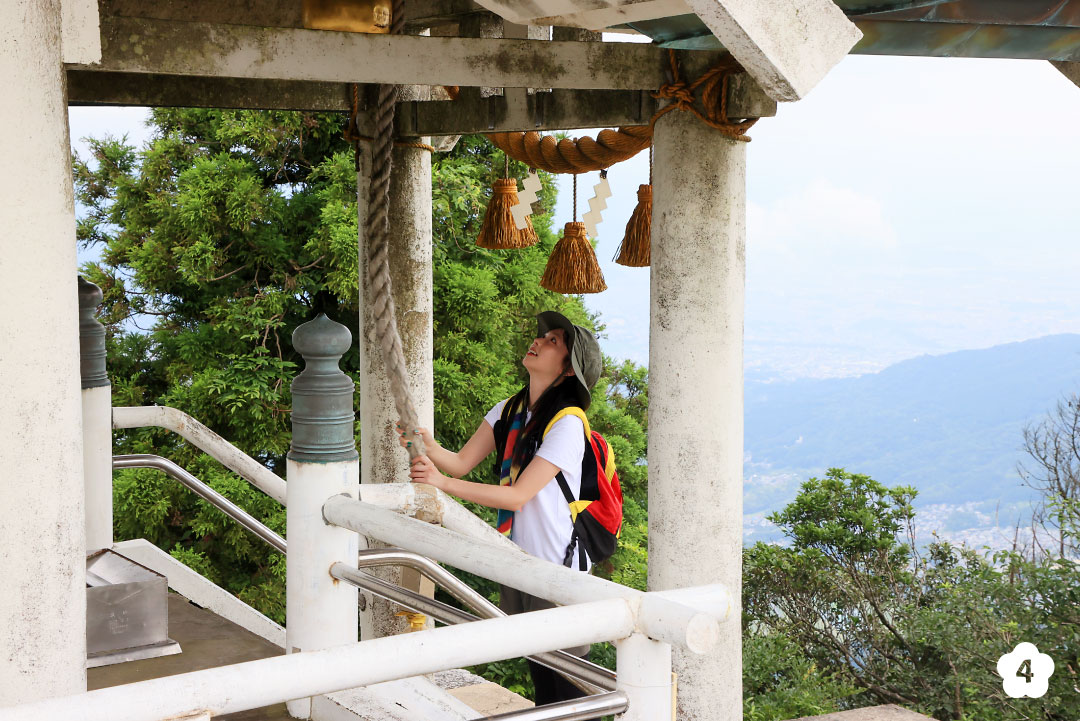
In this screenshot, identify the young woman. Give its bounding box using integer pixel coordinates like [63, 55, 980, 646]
[399, 310, 602, 708]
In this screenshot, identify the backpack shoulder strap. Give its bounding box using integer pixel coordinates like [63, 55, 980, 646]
[543, 406, 591, 439]
[554, 471, 575, 505]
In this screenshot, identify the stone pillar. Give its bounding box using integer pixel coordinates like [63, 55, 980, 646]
[0, 0, 87, 706]
[648, 109, 745, 721]
[357, 102, 435, 640]
[80, 277, 113, 552]
[286, 314, 360, 719]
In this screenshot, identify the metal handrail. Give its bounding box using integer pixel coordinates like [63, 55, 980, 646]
[112, 454, 286, 553]
[350, 548, 617, 691]
[332, 561, 615, 694]
[483, 692, 628, 720]
[112, 455, 614, 694]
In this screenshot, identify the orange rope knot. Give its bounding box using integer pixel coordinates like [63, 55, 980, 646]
[651, 50, 756, 143]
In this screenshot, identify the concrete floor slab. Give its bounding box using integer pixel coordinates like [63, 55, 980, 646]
[89, 593, 289, 721]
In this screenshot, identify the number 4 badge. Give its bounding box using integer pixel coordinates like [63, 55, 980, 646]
[997, 642, 1054, 698]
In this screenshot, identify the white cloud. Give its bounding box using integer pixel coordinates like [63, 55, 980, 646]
[748, 177, 897, 253]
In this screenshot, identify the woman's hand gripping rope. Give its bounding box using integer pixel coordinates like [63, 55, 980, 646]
[396, 423, 446, 489]
[396, 422, 435, 451]
[408, 454, 447, 490]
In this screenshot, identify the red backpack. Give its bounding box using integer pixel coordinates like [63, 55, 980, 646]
[495, 401, 623, 569]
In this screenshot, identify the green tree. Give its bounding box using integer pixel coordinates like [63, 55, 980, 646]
[74, 112, 650, 635]
[744, 468, 1080, 721]
[743, 633, 860, 721]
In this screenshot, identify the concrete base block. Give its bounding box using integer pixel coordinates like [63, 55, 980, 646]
[792, 704, 940, 721]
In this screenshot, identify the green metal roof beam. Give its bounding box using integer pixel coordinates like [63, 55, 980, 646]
[623, 0, 1080, 62]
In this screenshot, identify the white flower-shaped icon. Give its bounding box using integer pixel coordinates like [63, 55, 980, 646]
[997, 642, 1054, 698]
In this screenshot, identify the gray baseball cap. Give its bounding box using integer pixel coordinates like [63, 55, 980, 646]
[536, 311, 602, 410]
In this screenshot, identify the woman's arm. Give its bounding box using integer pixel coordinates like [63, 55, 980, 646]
[409, 453, 562, 512]
[399, 420, 496, 479]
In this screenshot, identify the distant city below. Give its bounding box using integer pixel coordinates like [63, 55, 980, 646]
[740, 333, 1080, 550]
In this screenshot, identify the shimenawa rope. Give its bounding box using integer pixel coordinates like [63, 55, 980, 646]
[488, 50, 756, 174]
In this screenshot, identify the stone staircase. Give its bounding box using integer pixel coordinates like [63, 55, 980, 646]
[89, 592, 532, 721]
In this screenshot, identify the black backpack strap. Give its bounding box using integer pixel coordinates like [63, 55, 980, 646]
[556, 472, 588, 570]
[554, 471, 575, 506]
[561, 530, 588, 570]
[562, 530, 577, 567]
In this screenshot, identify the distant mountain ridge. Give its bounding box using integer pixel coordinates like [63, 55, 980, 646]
[744, 334, 1080, 544]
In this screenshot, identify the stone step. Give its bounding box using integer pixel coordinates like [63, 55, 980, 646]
[88, 591, 533, 720]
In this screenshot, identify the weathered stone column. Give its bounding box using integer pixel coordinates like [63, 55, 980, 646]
[357, 106, 435, 639]
[648, 109, 745, 721]
[0, 0, 87, 705]
[80, 277, 113, 552]
[286, 313, 360, 719]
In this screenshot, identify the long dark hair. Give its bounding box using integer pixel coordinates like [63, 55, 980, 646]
[508, 363, 579, 470]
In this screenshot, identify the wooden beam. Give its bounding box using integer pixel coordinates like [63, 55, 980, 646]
[401, 88, 655, 135]
[67, 65, 774, 135]
[102, 0, 485, 29]
[67, 71, 358, 111]
[72, 16, 675, 90]
[404, 0, 485, 26]
[472, 0, 862, 101]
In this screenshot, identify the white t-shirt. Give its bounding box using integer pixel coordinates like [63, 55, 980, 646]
[484, 398, 588, 569]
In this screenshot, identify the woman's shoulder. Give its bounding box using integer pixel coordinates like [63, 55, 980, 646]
[540, 408, 586, 443]
[483, 396, 518, 427]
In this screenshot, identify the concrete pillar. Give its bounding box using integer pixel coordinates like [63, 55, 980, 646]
[648, 108, 745, 721]
[80, 277, 113, 552]
[0, 0, 87, 706]
[286, 314, 360, 719]
[616, 633, 674, 721]
[357, 101, 435, 640]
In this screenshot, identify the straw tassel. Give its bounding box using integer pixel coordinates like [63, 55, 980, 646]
[540, 221, 607, 294]
[477, 178, 538, 249]
[614, 183, 652, 267]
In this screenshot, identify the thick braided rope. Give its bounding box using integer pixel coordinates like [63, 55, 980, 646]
[364, 0, 425, 462]
[487, 126, 651, 174]
[487, 51, 754, 174]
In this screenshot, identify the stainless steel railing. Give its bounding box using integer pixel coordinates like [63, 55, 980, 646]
[333, 554, 616, 693]
[113, 454, 286, 553]
[485, 692, 627, 720]
[112, 454, 616, 696]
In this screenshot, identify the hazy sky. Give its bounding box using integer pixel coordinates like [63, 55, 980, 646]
[553, 55, 1080, 378]
[70, 54, 1080, 381]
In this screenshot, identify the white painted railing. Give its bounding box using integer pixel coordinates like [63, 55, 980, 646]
[112, 405, 288, 503]
[2, 601, 641, 721]
[110, 406, 515, 548]
[323, 494, 731, 654]
[88, 406, 734, 720]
